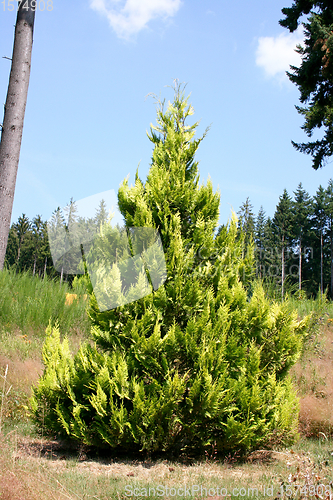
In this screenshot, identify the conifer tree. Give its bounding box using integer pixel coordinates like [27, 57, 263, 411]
[63, 198, 81, 275]
[280, 1, 333, 169]
[237, 197, 255, 247]
[30, 84, 309, 455]
[31, 215, 43, 276]
[14, 214, 31, 268]
[94, 199, 109, 229]
[273, 190, 295, 299]
[325, 179, 333, 298]
[254, 206, 267, 279]
[292, 183, 313, 293]
[4, 224, 19, 269]
[312, 185, 327, 294]
[4, 213, 53, 275]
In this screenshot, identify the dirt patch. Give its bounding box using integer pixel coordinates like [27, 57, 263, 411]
[13, 436, 250, 480]
[12, 436, 312, 482]
[247, 449, 312, 467]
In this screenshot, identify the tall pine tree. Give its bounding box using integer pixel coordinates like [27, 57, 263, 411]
[273, 190, 295, 299]
[292, 183, 313, 293]
[325, 179, 333, 298]
[312, 185, 327, 294]
[254, 206, 266, 279]
[280, 1, 333, 169]
[237, 197, 255, 247]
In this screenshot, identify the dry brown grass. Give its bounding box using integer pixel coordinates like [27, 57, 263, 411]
[0, 434, 329, 500]
[291, 321, 333, 438]
[0, 355, 42, 390]
[0, 344, 43, 426]
[0, 434, 76, 500]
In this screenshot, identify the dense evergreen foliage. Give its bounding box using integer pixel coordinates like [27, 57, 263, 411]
[29, 85, 309, 455]
[5, 214, 53, 277]
[280, 1, 333, 169]
[4, 200, 110, 282]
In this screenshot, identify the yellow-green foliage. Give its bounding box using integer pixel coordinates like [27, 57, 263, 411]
[30, 84, 309, 455]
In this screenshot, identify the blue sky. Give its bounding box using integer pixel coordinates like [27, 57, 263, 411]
[1, 0, 333, 228]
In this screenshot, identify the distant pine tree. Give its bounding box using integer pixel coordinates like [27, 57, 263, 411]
[237, 197, 255, 247]
[273, 190, 294, 299]
[14, 214, 31, 268]
[312, 185, 327, 295]
[325, 179, 333, 298]
[254, 206, 266, 279]
[94, 199, 109, 228]
[292, 183, 313, 294]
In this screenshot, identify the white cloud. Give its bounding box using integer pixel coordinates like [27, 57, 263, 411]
[90, 0, 182, 40]
[255, 28, 304, 80]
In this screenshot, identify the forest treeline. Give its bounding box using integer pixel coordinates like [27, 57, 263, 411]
[5, 179, 333, 299]
[235, 180, 333, 299]
[4, 198, 110, 283]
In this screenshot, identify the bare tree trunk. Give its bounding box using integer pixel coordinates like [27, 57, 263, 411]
[320, 230, 323, 295]
[281, 234, 285, 300]
[298, 237, 302, 292]
[17, 240, 21, 266]
[0, 3, 36, 270]
[331, 224, 333, 299]
[33, 252, 36, 276]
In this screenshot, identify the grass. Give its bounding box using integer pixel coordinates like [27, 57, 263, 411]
[2, 269, 333, 499]
[289, 292, 333, 319]
[1, 429, 333, 499]
[0, 267, 91, 339]
[0, 268, 92, 432]
[0, 365, 11, 434]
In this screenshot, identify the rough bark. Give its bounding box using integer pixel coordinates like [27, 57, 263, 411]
[0, 2, 36, 270]
[281, 234, 285, 300]
[320, 230, 323, 295]
[43, 256, 47, 278]
[331, 223, 333, 299]
[298, 237, 302, 292]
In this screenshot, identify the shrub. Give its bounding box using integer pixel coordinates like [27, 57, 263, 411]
[30, 83, 309, 455]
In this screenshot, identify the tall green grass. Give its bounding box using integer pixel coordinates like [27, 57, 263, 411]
[260, 277, 333, 319]
[2, 267, 332, 340]
[0, 268, 91, 338]
[289, 292, 333, 319]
